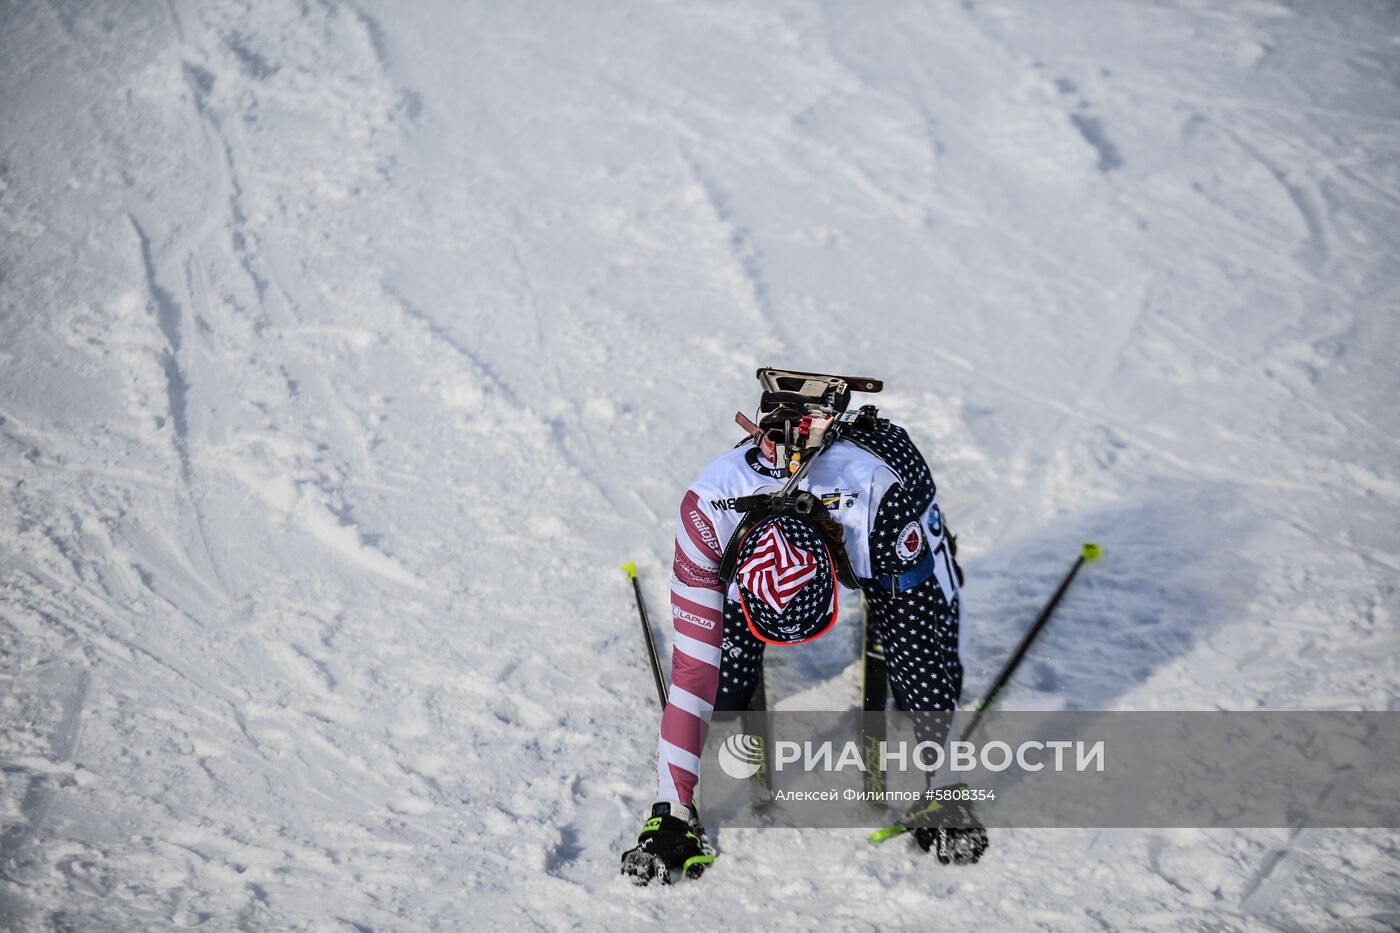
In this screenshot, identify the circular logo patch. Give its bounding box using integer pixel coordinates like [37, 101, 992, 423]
[896, 521, 924, 562]
[744, 446, 787, 479]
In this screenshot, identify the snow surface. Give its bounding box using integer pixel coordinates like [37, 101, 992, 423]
[2, 0, 1398, 929]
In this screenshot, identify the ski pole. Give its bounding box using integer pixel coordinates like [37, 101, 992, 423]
[622, 561, 668, 708]
[868, 537, 1097, 840]
[868, 541, 1103, 845]
[961, 542, 1103, 742]
[621, 561, 715, 876]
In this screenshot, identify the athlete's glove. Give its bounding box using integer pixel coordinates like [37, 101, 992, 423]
[619, 802, 713, 885]
[915, 823, 988, 864]
[907, 786, 989, 865]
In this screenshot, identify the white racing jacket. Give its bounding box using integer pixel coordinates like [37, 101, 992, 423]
[656, 430, 958, 806]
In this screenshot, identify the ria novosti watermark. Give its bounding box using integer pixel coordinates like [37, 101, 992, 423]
[723, 733, 1103, 777]
[698, 711, 1400, 828]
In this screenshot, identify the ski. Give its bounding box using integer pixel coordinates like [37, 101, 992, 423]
[868, 542, 1103, 844]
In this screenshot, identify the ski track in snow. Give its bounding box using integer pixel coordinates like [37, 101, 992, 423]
[1, 0, 1398, 929]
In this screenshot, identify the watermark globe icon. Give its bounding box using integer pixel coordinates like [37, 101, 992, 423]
[718, 733, 765, 780]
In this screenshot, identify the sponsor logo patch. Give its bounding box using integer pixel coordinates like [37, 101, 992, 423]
[687, 508, 719, 552]
[674, 607, 717, 630]
[818, 488, 860, 511]
[927, 502, 943, 535]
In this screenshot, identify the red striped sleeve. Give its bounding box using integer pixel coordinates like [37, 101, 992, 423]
[674, 542, 719, 588]
[679, 490, 723, 560]
[656, 485, 728, 806]
[668, 761, 697, 805]
[660, 704, 708, 756]
[669, 647, 720, 703]
[671, 590, 722, 627]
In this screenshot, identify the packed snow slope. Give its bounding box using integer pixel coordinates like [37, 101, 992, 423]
[2, 1, 1398, 929]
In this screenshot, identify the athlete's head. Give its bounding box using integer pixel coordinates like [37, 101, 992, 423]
[754, 402, 802, 462]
